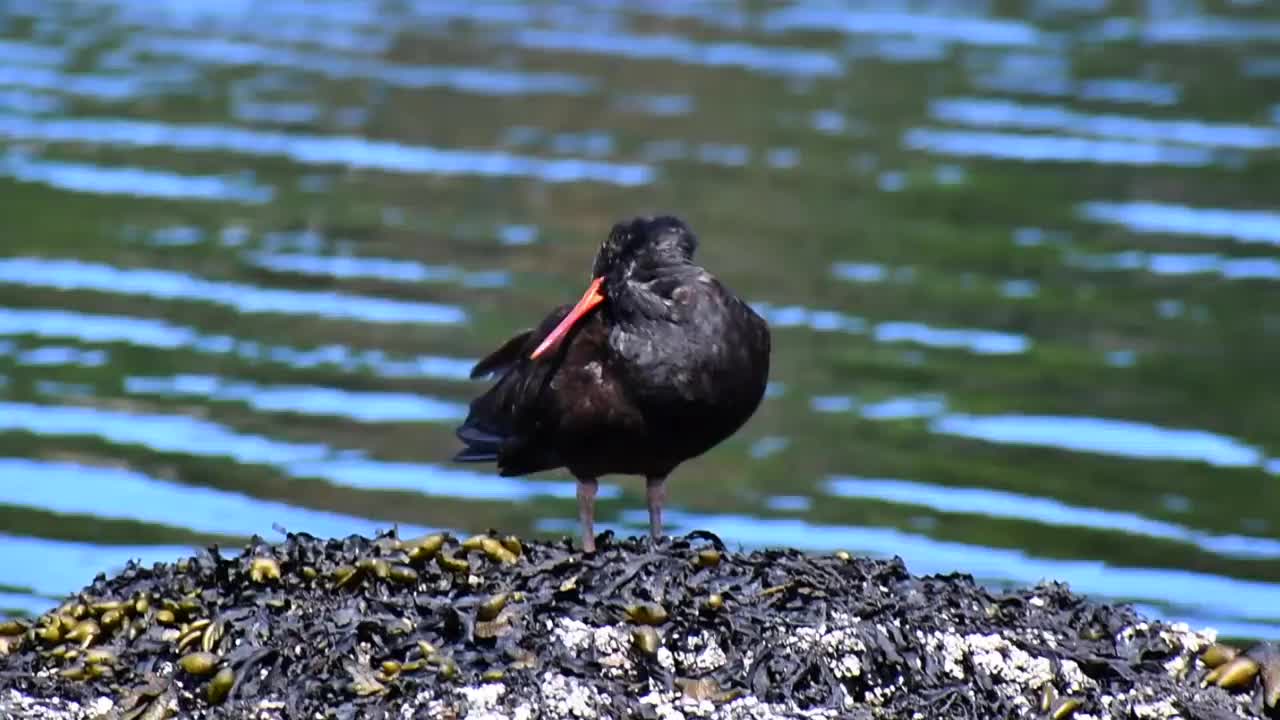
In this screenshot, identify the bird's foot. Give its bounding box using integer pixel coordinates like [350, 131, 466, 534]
[643, 533, 670, 552]
[581, 529, 613, 556]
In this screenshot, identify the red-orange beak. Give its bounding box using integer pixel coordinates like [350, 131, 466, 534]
[530, 277, 605, 360]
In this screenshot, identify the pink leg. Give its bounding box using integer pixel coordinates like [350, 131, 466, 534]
[646, 475, 667, 541]
[577, 477, 598, 553]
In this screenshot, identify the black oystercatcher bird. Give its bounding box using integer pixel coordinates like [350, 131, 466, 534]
[453, 216, 771, 552]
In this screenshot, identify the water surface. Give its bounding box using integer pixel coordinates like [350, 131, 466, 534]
[2, 0, 1279, 642]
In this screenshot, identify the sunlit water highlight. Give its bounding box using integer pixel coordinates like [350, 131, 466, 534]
[0, 258, 467, 325]
[0, 114, 655, 186]
[0, 307, 476, 380]
[824, 475, 1280, 559]
[0, 457, 430, 540]
[1, 151, 274, 204]
[930, 414, 1267, 468]
[124, 374, 467, 423]
[0, 402, 619, 504]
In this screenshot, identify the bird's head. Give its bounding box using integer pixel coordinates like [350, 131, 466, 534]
[530, 215, 698, 360]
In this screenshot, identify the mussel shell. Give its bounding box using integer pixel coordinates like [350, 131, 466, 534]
[1050, 697, 1083, 720]
[388, 565, 419, 585]
[1214, 656, 1260, 690]
[249, 557, 282, 584]
[1244, 642, 1280, 708]
[631, 626, 660, 656]
[89, 600, 124, 616]
[406, 534, 445, 563]
[333, 565, 362, 589]
[1201, 643, 1240, 668]
[625, 603, 669, 626]
[480, 537, 519, 565]
[201, 620, 225, 654]
[100, 608, 125, 632]
[178, 651, 220, 676]
[436, 552, 470, 574]
[694, 549, 722, 568]
[477, 593, 510, 622]
[207, 667, 235, 704]
[500, 536, 523, 556]
[66, 619, 100, 644]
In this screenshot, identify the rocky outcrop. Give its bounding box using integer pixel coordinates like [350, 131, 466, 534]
[0, 531, 1274, 719]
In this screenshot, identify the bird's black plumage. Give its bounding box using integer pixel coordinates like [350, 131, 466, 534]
[454, 216, 771, 551]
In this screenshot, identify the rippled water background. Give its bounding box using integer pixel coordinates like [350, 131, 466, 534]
[1, 0, 1279, 641]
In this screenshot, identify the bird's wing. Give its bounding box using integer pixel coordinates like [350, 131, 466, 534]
[468, 305, 572, 379]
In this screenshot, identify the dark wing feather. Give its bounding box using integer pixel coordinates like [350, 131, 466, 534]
[469, 329, 534, 379]
[452, 305, 574, 473]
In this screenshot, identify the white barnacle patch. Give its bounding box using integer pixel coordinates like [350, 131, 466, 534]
[0, 691, 114, 720]
[780, 615, 868, 682]
[655, 646, 676, 672]
[550, 618, 592, 654]
[1057, 658, 1094, 694]
[1157, 622, 1215, 660]
[537, 671, 608, 719]
[1116, 622, 1150, 645]
[1130, 697, 1182, 719]
[673, 631, 728, 673]
[863, 678, 903, 706]
[550, 618, 633, 677]
[965, 633, 1054, 694]
[935, 631, 969, 680]
[584, 361, 603, 383]
[249, 699, 286, 720]
[459, 682, 506, 717]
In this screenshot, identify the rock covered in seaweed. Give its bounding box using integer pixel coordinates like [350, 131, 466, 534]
[0, 530, 1275, 719]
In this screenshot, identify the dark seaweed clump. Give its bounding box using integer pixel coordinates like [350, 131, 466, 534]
[0, 530, 1275, 719]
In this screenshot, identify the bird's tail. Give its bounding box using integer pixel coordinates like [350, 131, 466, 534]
[451, 420, 504, 463]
